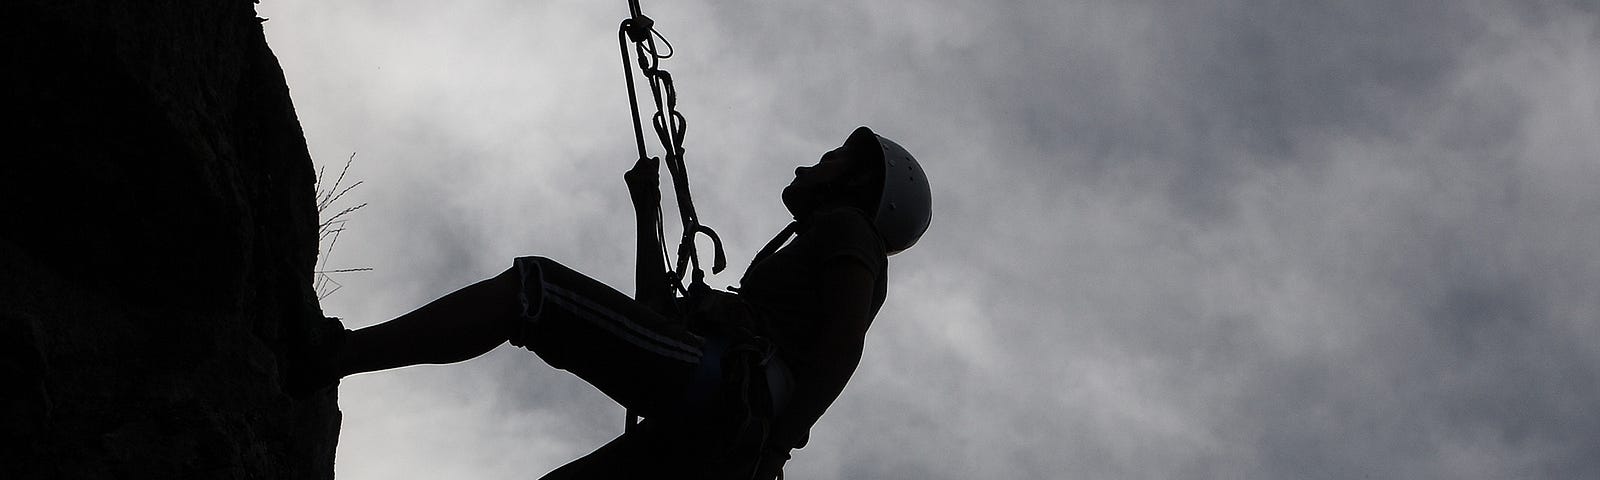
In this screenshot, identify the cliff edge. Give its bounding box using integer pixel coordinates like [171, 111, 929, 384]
[3, 1, 340, 477]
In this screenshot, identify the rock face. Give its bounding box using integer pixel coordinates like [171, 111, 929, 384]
[2, 1, 339, 478]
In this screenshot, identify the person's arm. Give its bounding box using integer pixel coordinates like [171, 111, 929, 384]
[766, 257, 878, 451]
[624, 157, 673, 314]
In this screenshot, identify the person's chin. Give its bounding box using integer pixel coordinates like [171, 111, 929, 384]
[782, 186, 814, 218]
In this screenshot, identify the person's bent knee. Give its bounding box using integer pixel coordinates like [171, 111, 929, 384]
[507, 256, 551, 348]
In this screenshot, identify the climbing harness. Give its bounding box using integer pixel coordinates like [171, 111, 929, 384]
[617, 0, 726, 298]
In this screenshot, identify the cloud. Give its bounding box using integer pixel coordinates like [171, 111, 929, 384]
[261, 0, 1600, 478]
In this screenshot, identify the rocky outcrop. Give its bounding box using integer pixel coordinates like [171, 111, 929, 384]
[2, 1, 339, 477]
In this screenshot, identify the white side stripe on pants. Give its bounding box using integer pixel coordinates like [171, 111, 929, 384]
[541, 282, 702, 364]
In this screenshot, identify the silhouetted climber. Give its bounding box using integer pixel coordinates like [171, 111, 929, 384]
[294, 126, 931, 479]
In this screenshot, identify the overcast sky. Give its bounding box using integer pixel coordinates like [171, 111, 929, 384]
[258, 1, 1599, 478]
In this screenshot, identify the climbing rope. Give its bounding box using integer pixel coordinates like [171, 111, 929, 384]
[617, 0, 726, 298]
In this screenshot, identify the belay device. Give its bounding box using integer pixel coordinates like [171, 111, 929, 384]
[617, 0, 726, 296]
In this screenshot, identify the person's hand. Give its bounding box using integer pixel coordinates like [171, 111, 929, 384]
[624, 156, 660, 208]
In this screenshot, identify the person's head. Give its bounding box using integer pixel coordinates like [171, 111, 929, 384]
[782, 126, 931, 255]
[782, 128, 884, 219]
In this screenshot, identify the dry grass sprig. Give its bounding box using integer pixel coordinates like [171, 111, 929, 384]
[314, 153, 371, 300]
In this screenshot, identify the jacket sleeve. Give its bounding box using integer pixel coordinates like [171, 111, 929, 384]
[626, 157, 674, 314]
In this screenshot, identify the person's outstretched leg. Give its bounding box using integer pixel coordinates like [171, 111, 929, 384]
[336, 267, 521, 377]
[302, 256, 702, 418]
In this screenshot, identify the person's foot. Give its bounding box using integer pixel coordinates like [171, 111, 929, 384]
[284, 316, 347, 397]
